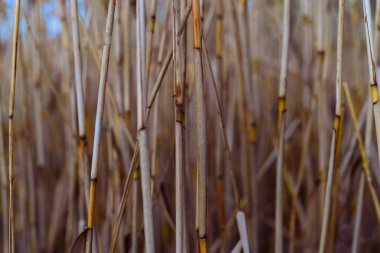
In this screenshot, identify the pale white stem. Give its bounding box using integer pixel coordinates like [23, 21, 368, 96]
[236, 211, 250, 253]
[136, 0, 155, 252]
[90, 0, 115, 180]
[70, 0, 86, 137]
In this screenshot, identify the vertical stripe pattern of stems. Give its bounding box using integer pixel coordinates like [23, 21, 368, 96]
[275, 0, 290, 252]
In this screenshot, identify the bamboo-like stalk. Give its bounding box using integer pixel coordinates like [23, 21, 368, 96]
[363, 0, 380, 175]
[328, 105, 345, 253]
[172, 0, 187, 252]
[70, 0, 90, 213]
[192, 0, 207, 251]
[70, 0, 86, 142]
[8, 0, 21, 252]
[108, 7, 193, 251]
[70, 0, 116, 252]
[318, 0, 345, 252]
[275, 0, 290, 252]
[136, 0, 155, 252]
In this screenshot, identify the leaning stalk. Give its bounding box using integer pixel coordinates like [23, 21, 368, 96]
[70, 1, 117, 252]
[318, 0, 345, 252]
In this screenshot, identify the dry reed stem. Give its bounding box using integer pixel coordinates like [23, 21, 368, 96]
[275, 0, 290, 252]
[343, 83, 380, 222]
[318, 0, 345, 252]
[172, 0, 187, 251]
[72, 1, 116, 253]
[8, 0, 21, 252]
[136, 0, 155, 251]
[108, 7, 193, 250]
[363, 0, 380, 169]
[236, 211, 250, 253]
[193, 0, 207, 251]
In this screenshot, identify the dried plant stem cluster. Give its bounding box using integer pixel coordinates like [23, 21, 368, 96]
[4, 0, 380, 252]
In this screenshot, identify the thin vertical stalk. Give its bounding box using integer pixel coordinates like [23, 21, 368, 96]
[215, 1, 225, 242]
[108, 8, 193, 252]
[275, 0, 290, 252]
[173, 0, 186, 252]
[70, 0, 90, 217]
[318, 0, 345, 252]
[123, 0, 131, 120]
[318, 0, 329, 219]
[240, 2, 258, 251]
[114, 2, 124, 112]
[78, 1, 116, 252]
[193, 0, 207, 251]
[151, 0, 171, 200]
[0, 90, 8, 253]
[136, 0, 155, 252]
[363, 0, 380, 175]
[146, 0, 157, 85]
[8, 0, 21, 252]
[229, 1, 250, 216]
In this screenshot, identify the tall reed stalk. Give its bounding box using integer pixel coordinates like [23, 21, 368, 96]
[318, 0, 345, 252]
[8, 0, 21, 252]
[173, 0, 187, 251]
[70, 1, 117, 252]
[363, 0, 380, 171]
[136, 0, 155, 252]
[192, 0, 207, 251]
[275, 0, 290, 252]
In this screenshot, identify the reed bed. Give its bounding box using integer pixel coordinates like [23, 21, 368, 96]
[3, 0, 380, 252]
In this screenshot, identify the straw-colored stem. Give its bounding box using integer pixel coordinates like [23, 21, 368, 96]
[318, 0, 345, 252]
[136, 0, 155, 251]
[108, 6, 193, 250]
[363, 0, 380, 179]
[343, 83, 380, 222]
[70, 0, 90, 211]
[8, 0, 21, 252]
[275, 0, 290, 252]
[83, 1, 116, 252]
[173, 0, 187, 251]
[193, 0, 207, 251]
